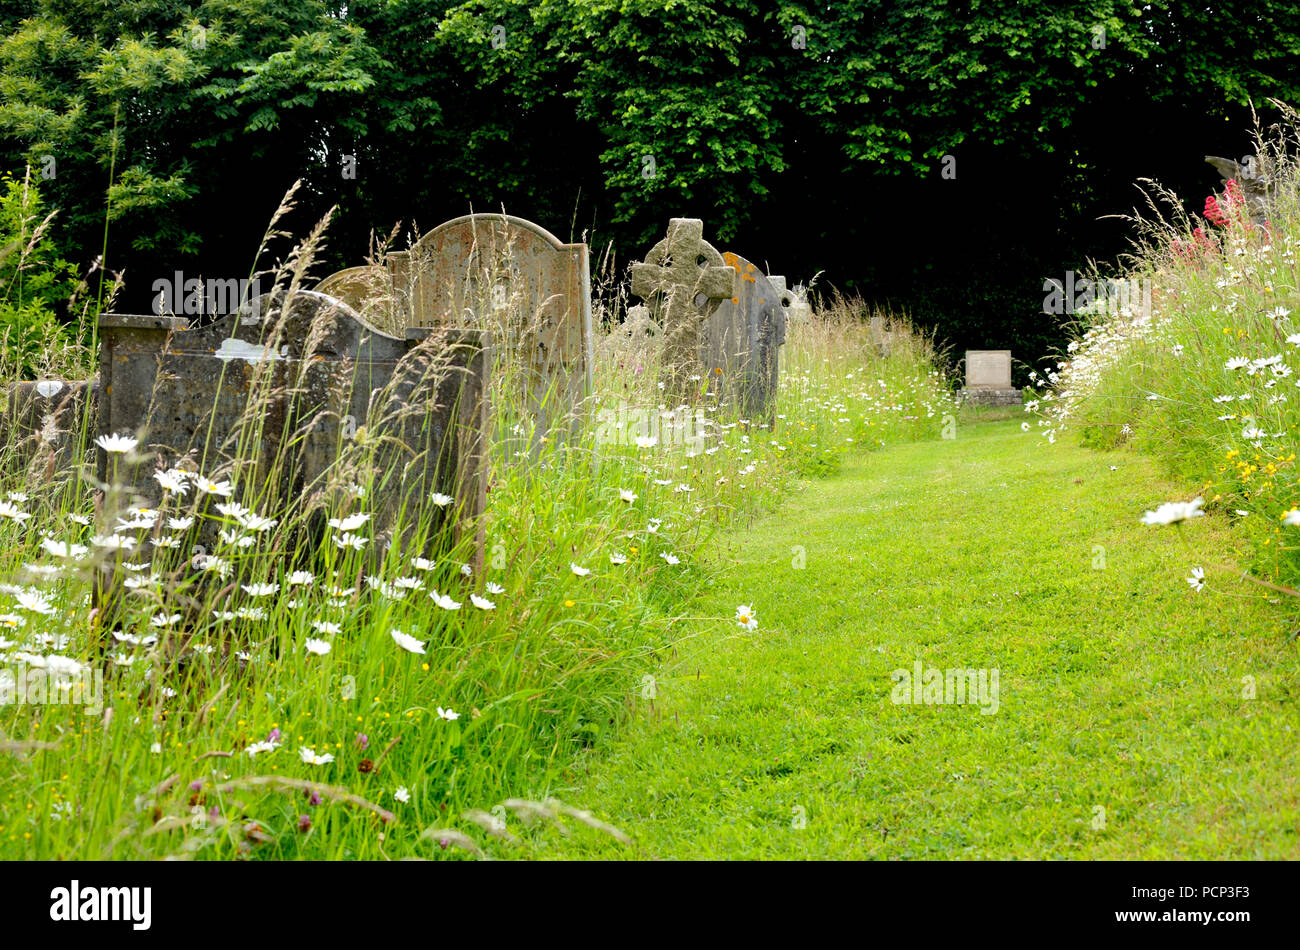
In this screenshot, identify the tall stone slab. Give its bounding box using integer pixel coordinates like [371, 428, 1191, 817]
[702, 251, 787, 418]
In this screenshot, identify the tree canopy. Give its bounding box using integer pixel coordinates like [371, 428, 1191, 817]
[3, 0, 1298, 374]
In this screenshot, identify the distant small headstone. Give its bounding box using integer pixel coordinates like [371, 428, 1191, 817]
[960, 350, 1022, 407]
[630, 218, 737, 401]
[703, 251, 787, 418]
[96, 291, 488, 566]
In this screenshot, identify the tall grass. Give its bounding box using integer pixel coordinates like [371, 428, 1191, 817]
[0, 203, 956, 859]
[1029, 101, 1300, 595]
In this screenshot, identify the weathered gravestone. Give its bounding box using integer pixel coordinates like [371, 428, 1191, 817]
[699, 251, 787, 418]
[0, 378, 95, 477]
[630, 219, 738, 402]
[960, 350, 1023, 407]
[1205, 155, 1276, 227]
[316, 214, 593, 448]
[97, 290, 488, 569]
[315, 264, 404, 334]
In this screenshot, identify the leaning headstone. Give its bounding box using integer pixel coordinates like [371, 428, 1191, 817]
[630, 218, 737, 402]
[96, 290, 488, 567]
[960, 350, 1023, 407]
[700, 251, 786, 418]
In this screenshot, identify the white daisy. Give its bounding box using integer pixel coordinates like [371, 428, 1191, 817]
[390, 629, 427, 654]
[96, 433, 139, 454]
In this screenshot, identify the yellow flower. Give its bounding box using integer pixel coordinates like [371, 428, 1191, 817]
[564, 599, 575, 607]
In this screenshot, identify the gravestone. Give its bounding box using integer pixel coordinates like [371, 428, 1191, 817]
[630, 219, 737, 402]
[1205, 155, 1274, 226]
[316, 214, 592, 447]
[0, 378, 95, 477]
[700, 251, 787, 418]
[97, 290, 488, 568]
[960, 350, 1022, 407]
[315, 264, 404, 333]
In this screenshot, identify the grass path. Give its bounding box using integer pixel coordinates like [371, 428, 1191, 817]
[546, 419, 1300, 858]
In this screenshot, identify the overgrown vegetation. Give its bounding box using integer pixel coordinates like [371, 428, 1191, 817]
[1030, 103, 1300, 596]
[0, 199, 955, 858]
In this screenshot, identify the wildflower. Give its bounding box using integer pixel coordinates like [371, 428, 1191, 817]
[152, 470, 189, 494]
[394, 786, 411, 803]
[91, 534, 136, 552]
[430, 591, 461, 611]
[0, 502, 31, 524]
[1140, 498, 1205, 526]
[1186, 567, 1206, 592]
[168, 516, 195, 531]
[610, 552, 628, 565]
[328, 513, 370, 532]
[619, 489, 637, 503]
[246, 740, 280, 757]
[299, 747, 335, 766]
[660, 552, 681, 566]
[14, 591, 55, 615]
[570, 563, 591, 577]
[39, 538, 87, 559]
[391, 629, 427, 654]
[461, 563, 473, 577]
[333, 533, 368, 551]
[95, 433, 139, 454]
[297, 815, 312, 833]
[412, 557, 436, 571]
[1282, 509, 1300, 526]
[486, 581, 505, 595]
[150, 613, 183, 628]
[312, 620, 342, 635]
[193, 477, 233, 497]
[437, 707, 459, 721]
[429, 492, 454, 507]
[735, 604, 758, 630]
[241, 582, 280, 598]
[1225, 357, 1250, 371]
[469, 594, 495, 610]
[303, 638, 331, 656]
[287, 571, 315, 586]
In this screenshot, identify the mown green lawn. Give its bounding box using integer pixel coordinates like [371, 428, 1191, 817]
[539, 418, 1300, 858]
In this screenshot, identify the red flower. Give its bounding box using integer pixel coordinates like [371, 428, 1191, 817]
[1204, 194, 1228, 226]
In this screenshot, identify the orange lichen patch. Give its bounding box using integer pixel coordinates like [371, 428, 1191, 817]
[731, 297, 739, 304]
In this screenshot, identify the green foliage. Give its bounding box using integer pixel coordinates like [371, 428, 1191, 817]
[0, 169, 80, 378]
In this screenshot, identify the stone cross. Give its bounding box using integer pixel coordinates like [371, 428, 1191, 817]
[631, 218, 737, 399]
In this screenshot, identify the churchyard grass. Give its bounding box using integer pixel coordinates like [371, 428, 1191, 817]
[0, 224, 955, 858]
